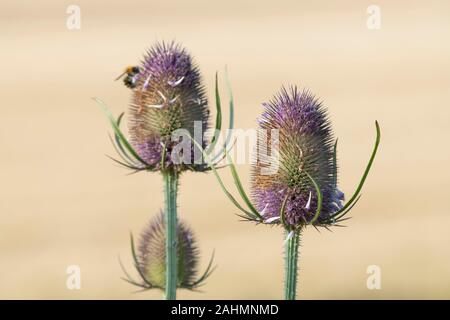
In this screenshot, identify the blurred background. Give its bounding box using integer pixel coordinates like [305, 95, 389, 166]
[1, 0, 449, 299]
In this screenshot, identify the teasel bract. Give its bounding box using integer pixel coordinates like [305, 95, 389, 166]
[201, 86, 380, 300]
[120, 212, 215, 292]
[96, 41, 233, 299]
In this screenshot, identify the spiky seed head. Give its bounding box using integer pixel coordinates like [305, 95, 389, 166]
[128, 41, 209, 171]
[137, 212, 199, 289]
[251, 87, 344, 228]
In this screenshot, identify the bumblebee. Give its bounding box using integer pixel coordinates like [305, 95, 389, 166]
[115, 66, 140, 89]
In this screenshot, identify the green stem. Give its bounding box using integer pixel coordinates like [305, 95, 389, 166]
[284, 230, 300, 300]
[163, 170, 178, 300]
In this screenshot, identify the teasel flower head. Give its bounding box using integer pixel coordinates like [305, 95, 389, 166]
[251, 87, 344, 228]
[120, 212, 215, 291]
[127, 41, 209, 172]
[96, 41, 234, 174]
[208, 86, 380, 232]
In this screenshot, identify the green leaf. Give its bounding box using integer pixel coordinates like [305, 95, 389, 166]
[330, 121, 381, 219]
[189, 135, 256, 219]
[130, 233, 153, 287]
[215, 68, 235, 160]
[280, 192, 290, 229]
[120, 277, 148, 289]
[225, 150, 263, 220]
[108, 134, 137, 167]
[332, 139, 338, 188]
[235, 212, 261, 222]
[332, 195, 362, 222]
[94, 97, 149, 166]
[114, 112, 139, 165]
[106, 154, 145, 171]
[305, 171, 323, 225]
[205, 73, 222, 157]
[118, 255, 150, 289]
[210, 69, 235, 163]
[160, 141, 167, 170]
[190, 251, 216, 288]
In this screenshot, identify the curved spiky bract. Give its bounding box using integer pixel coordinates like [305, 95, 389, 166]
[128, 41, 209, 171]
[120, 212, 215, 292]
[251, 87, 344, 228]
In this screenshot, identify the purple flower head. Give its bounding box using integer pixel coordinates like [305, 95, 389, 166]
[128, 41, 209, 171]
[251, 87, 344, 228]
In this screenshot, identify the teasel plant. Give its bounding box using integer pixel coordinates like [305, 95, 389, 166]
[119, 212, 215, 293]
[194, 86, 381, 300]
[94, 41, 234, 299]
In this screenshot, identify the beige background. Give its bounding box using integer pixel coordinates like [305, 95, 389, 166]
[1, 0, 449, 299]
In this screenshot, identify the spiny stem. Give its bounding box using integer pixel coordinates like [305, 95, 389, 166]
[163, 170, 178, 300]
[284, 230, 300, 300]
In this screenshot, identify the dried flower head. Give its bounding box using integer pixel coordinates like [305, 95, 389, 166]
[128, 41, 209, 171]
[252, 87, 344, 228]
[120, 212, 215, 291]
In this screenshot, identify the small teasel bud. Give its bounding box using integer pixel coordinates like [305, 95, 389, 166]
[128, 41, 209, 171]
[121, 212, 215, 291]
[138, 212, 198, 288]
[251, 87, 344, 228]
